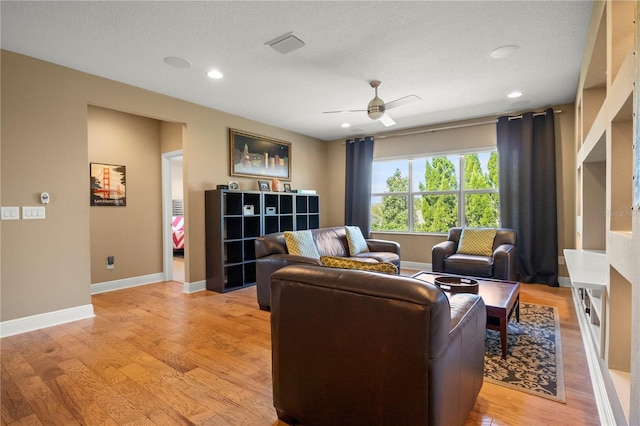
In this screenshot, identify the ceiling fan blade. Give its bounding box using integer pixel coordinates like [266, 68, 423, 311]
[378, 114, 396, 127]
[383, 94, 421, 110]
[323, 109, 367, 114]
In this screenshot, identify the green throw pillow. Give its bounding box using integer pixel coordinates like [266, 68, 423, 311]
[345, 225, 369, 255]
[284, 230, 320, 259]
[320, 256, 398, 274]
[457, 228, 497, 257]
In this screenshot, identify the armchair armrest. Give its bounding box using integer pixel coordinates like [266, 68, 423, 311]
[366, 239, 400, 255]
[492, 244, 518, 281]
[431, 240, 457, 273]
[256, 254, 321, 310]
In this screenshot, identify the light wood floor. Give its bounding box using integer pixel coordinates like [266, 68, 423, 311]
[1, 277, 599, 425]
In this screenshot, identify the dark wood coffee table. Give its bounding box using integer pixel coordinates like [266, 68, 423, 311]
[412, 271, 520, 359]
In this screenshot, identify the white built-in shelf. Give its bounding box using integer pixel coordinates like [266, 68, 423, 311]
[564, 249, 606, 290]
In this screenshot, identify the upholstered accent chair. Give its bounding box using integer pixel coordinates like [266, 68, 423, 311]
[270, 265, 486, 426]
[432, 227, 518, 281]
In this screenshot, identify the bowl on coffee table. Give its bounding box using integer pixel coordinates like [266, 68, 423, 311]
[434, 276, 479, 294]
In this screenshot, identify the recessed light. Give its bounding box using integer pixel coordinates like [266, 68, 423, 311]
[489, 45, 520, 59]
[164, 56, 192, 68]
[507, 91, 523, 98]
[341, 123, 351, 128]
[207, 70, 223, 79]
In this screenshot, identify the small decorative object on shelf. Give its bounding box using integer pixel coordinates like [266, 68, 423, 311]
[258, 180, 270, 191]
[271, 178, 280, 192]
[228, 181, 239, 190]
[216, 184, 229, 190]
[283, 183, 292, 192]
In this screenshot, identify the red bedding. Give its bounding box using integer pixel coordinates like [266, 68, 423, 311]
[172, 215, 184, 250]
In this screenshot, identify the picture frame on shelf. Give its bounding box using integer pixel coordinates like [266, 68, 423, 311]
[257, 180, 270, 191]
[229, 128, 291, 180]
[283, 183, 292, 192]
[228, 181, 239, 190]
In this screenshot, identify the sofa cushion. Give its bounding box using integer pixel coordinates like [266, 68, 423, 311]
[457, 228, 497, 256]
[353, 251, 400, 266]
[314, 227, 350, 257]
[320, 256, 398, 274]
[345, 225, 369, 255]
[444, 254, 493, 278]
[284, 230, 320, 259]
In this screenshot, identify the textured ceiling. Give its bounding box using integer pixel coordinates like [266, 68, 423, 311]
[1, 1, 593, 141]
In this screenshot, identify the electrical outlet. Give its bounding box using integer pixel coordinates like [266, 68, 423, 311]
[558, 256, 565, 265]
[107, 256, 114, 269]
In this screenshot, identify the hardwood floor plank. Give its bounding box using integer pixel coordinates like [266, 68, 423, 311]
[118, 362, 218, 424]
[0, 363, 32, 424]
[2, 280, 599, 425]
[49, 373, 118, 425]
[57, 358, 150, 424]
[110, 378, 195, 426]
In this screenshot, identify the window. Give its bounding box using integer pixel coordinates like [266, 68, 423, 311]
[370, 152, 499, 233]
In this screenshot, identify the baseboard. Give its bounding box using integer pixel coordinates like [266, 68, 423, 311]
[0, 304, 95, 338]
[401, 261, 431, 271]
[558, 276, 572, 287]
[571, 287, 617, 425]
[183, 280, 206, 293]
[90, 273, 165, 295]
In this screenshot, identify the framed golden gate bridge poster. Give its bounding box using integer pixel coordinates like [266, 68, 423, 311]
[90, 163, 126, 206]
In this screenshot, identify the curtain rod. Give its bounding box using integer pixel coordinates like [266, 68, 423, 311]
[375, 109, 561, 139]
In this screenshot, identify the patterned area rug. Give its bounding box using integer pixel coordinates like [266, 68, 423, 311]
[484, 302, 566, 403]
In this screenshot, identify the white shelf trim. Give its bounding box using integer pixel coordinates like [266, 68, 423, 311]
[563, 249, 606, 290]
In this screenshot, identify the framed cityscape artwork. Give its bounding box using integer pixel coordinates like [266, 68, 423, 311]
[229, 128, 291, 180]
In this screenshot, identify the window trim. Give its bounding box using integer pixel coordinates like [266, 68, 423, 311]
[371, 150, 498, 234]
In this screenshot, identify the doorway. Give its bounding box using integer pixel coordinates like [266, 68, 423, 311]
[162, 150, 184, 283]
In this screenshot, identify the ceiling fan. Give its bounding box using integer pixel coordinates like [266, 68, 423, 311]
[323, 80, 421, 127]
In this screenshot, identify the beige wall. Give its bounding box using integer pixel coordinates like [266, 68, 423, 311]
[88, 106, 163, 283]
[0, 48, 577, 324]
[325, 107, 576, 273]
[1, 50, 327, 321]
[1, 52, 93, 321]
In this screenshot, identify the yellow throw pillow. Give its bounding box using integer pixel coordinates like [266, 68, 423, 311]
[320, 256, 398, 274]
[345, 225, 369, 255]
[457, 228, 497, 257]
[284, 230, 320, 259]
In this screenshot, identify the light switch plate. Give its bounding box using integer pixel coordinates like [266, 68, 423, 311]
[22, 206, 45, 220]
[1, 206, 20, 220]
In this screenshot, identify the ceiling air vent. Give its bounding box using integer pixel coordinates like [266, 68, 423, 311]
[265, 32, 305, 55]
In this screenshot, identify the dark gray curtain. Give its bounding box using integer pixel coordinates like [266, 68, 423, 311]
[345, 136, 374, 237]
[497, 108, 558, 286]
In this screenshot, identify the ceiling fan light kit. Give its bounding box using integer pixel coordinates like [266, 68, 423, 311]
[367, 103, 385, 120]
[367, 80, 385, 120]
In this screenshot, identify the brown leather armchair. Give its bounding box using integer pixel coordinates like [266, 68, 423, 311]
[270, 265, 486, 426]
[432, 227, 518, 281]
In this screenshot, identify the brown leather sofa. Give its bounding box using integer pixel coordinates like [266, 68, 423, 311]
[254, 226, 400, 310]
[270, 265, 486, 426]
[432, 227, 518, 281]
